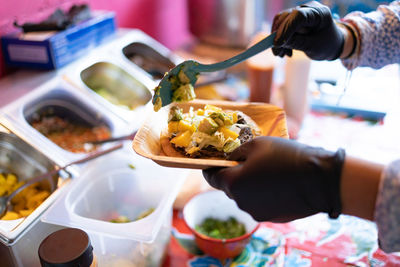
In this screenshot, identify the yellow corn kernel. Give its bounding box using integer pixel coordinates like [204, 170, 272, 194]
[196, 109, 205, 116]
[170, 130, 192, 148]
[178, 120, 196, 133]
[204, 104, 222, 112]
[219, 127, 239, 140]
[168, 121, 179, 133]
[2, 211, 20, 220]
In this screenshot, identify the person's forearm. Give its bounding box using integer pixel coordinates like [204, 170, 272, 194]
[342, 2, 400, 69]
[340, 156, 384, 220]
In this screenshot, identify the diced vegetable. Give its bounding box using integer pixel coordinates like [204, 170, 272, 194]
[210, 112, 234, 126]
[196, 109, 205, 116]
[168, 121, 179, 133]
[187, 146, 200, 155]
[219, 127, 239, 140]
[178, 120, 196, 133]
[198, 118, 219, 135]
[204, 104, 222, 112]
[168, 106, 183, 122]
[110, 215, 131, 223]
[171, 130, 193, 148]
[1, 172, 51, 220]
[172, 84, 196, 102]
[2, 211, 20, 221]
[231, 112, 238, 123]
[223, 139, 241, 153]
[136, 207, 155, 220]
[128, 163, 135, 169]
[178, 69, 190, 83]
[153, 94, 162, 112]
[169, 120, 196, 134]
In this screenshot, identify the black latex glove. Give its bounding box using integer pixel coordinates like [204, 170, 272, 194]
[202, 137, 345, 223]
[271, 1, 344, 60]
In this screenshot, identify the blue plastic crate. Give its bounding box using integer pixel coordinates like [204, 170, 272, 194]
[1, 11, 116, 70]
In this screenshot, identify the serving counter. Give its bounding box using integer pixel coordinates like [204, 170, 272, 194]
[162, 62, 400, 266]
[1, 28, 400, 266]
[0, 29, 188, 267]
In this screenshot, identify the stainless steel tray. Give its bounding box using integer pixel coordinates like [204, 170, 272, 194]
[0, 29, 187, 266]
[114, 30, 182, 80]
[0, 121, 73, 243]
[0, 76, 130, 166]
[61, 32, 155, 122]
[80, 61, 152, 111]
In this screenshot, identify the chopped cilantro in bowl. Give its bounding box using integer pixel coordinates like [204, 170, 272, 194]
[195, 217, 246, 239]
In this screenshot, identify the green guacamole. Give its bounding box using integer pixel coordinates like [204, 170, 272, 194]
[195, 217, 246, 239]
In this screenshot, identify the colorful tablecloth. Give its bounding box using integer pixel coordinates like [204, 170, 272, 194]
[163, 210, 400, 266]
[161, 62, 400, 266]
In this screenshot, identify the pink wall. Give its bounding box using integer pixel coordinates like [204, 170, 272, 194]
[0, 0, 191, 77]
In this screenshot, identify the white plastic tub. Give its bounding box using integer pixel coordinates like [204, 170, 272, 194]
[41, 147, 187, 266]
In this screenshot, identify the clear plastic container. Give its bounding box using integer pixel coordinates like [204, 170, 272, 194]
[41, 147, 187, 266]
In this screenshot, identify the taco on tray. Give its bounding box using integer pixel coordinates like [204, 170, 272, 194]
[160, 104, 261, 159]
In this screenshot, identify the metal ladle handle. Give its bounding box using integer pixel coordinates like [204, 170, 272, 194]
[194, 32, 276, 73]
[5, 143, 123, 207]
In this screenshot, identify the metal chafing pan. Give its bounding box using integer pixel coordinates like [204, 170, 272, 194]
[0, 131, 58, 192]
[107, 29, 182, 71]
[61, 33, 157, 125]
[110, 29, 226, 88]
[0, 123, 73, 266]
[122, 42, 176, 80]
[0, 29, 188, 266]
[24, 89, 111, 130]
[1, 77, 129, 166]
[80, 61, 152, 111]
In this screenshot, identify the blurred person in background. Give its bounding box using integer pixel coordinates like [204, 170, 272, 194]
[203, 1, 400, 253]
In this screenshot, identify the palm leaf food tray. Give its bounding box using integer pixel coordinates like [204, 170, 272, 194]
[132, 99, 288, 169]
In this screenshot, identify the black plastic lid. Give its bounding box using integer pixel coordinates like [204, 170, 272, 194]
[38, 228, 94, 267]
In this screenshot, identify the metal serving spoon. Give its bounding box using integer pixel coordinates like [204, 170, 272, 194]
[0, 143, 123, 218]
[85, 131, 137, 145]
[152, 32, 276, 110]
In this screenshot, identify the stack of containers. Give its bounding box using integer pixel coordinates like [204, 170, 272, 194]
[0, 123, 73, 267]
[0, 29, 188, 266]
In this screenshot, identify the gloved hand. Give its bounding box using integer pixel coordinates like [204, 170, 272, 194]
[271, 1, 344, 60]
[202, 137, 345, 222]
